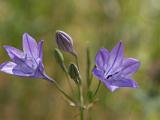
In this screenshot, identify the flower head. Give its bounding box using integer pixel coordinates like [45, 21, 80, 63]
[93, 41, 140, 92]
[55, 30, 76, 55]
[0, 33, 52, 81]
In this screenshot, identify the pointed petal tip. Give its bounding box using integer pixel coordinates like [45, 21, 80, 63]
[117, 41, 123, 47]
[117, 40, 123, 44]
[3, 45, 8, 50]
[23, 32, 30, 37]
[119, 40, 122, 43]
[23, 33, 34, 41]
[23, 33, 31, 41]
[38, 40, 44, 44]
[3, 45, 13, 50]
[132, 81, 139, 88]
[99, 48, 108, 52]
[0, 62, 7, 69]
[40, 40, 44, 42]
[108, 86, 119, 92]
[56, 30, 62, 33]
[114, 41, 124, 50]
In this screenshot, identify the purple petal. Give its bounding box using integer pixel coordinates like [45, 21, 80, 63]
[104, 83, 119, 92]
[0, 62, 17, 74]
[37, 40, 44, 60]
[104, 77, 138, 92]
[4, 45, 25, 60]
[36, 59, 44, 72]
[92, 67, 105, 81]
[23, 33, 38, 59]
[24, 57, 38, 70]
[0, 62, 32, 76]
[32, 60, 52, 81]
[33, 69, 52, 80]
[95, 48, 109, 70]
[121, 58, 140, 76]
[3, 47, 26, 65]
[106, 41, 124, 75]
[12, 65, 34, 76]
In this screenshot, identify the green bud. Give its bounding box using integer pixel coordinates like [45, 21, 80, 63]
[54, 48, 64, 65]
[68, 63, 80, 84]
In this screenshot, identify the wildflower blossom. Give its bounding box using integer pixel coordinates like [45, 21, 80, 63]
[0, 33, 52, 80]
[93, 41, 140, 92]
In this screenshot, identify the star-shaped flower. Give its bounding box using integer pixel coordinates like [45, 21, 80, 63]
[0, 33, 52, 80]
[93, 41, 140, 92]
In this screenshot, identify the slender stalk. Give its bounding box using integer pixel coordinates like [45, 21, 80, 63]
[61, 63, 74, 94]
[88, 108, 92, 120]
[86, 48, 91, 88]
[74, 54, 84, 120]
[92, 81, 101, 101]
[74, 55, 80, 70]
[72, 52, 84, 120]
[49, 79, 76, 105]
[78, 83, 84, 120]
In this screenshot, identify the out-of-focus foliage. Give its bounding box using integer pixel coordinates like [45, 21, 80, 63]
[0, 0, 160, 120]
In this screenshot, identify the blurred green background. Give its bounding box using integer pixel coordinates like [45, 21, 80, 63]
[0, 0, 160, 120]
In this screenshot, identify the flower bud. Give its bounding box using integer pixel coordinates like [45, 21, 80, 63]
[55, 30, 76, 55]
[68, 63, 80, 84]
[54, 48, 64, 65]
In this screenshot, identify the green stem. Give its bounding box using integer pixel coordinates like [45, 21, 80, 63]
[74, 55, 80, 70]
[88, 108, 92, 120]
[92, 81, 101, 101]
[61, 63, 74, 94]
[86, 48, 91, 88]
[73, 52, 84, 120]
[49, 79, 76, 105]
[78, 83, 84, 120]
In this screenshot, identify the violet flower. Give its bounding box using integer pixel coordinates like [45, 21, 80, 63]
[0, 33, 52, 81]
[93, 41, 140, 92]
[55, 30, 76, 56]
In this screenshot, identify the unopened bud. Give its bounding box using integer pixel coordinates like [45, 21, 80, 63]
[68, 63, 80, 84]
[55, 30, 76, 55]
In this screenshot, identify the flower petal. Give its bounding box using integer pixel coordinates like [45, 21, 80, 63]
[33, 68, 52, 80]
[13, 65, 34, 76]
[0, 62, 32, 76]
[121, 58, 140, 76]
[104, 83, 119, 92]
[23, 33, 38, 59]
[37, 40, 44, 60]
[32, 59, 52, 80]
[106, 41, 124, 75]
[93, 67, 105, 81]
[104, 77, 138, 92]
[3, 45, 25, 60]
[95, 48, 109, 70]
[0, 62, 17, 74]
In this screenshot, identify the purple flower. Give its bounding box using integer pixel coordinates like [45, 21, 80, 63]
[55, 30, 76, 55]
[93, 41, 140, 92]
[0, 33, 52, 81]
